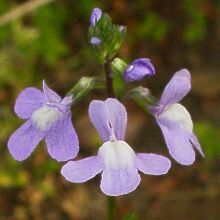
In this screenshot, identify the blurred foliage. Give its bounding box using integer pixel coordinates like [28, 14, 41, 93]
[0, 0, 219, 219]
[183, 0, 208, 43]
[136, 12, 169, 43]
[122, 213, 137, 220]
[194, 122, 220, 161]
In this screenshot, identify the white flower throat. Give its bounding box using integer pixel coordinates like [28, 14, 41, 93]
[99, 141, 135, 170]
[31, 105, 62, 131]
[127, 65, 134, 72]
[159, 103, 193, 132]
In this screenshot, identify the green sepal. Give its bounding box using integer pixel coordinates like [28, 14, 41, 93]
[128, 86, 158, 111]
[111, 58, 127, 99]
[67, 77, 104, 105]
[111, 57, 127, 76]
[122, 213, 137, 220]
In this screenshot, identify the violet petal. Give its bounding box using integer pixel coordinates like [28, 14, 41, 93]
[159, 69, 191, 107]
[100, 167, 141, 196]
[105, 98, 127, 140]
[61, 156, 103, 182]
[135, 153, 171, 175]
[43, 80, 62, 103]
[90, 7, 102, 27]
[90, 37, 101, 45]
[89, 99, 127, 142]
[7, 120, 44, 161]
[124, 58, 155, 82]
[45, 112, 79, 161]
[157, 117, 196, 165]
[14, 87, 46, 119]
[89, 100, 112, 142]
[190, 132, 205, 157]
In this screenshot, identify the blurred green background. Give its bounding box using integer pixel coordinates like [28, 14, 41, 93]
[0, 0, 220, 219]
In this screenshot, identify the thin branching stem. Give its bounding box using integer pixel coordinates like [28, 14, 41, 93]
[0, 0, 56, 27]
[104, 60, 115, 98]
[104, 58, 117, 219]
[107, 196, 117, 220]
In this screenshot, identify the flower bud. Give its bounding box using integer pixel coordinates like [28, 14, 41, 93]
[119, 25, 125, 32]
[90, 37, 101, 45]
[90, 8, 102, 27]
[124, 58, 155, 82]
[111, 58, 127, 76]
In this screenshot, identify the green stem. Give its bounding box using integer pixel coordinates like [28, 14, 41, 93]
[107, 196, 117, 220]
[66, 77, 104, 106]
[104, 59, 117, 219]
[104, 60, 115, 97]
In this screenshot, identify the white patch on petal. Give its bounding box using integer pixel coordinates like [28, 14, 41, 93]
[98, 140, 135, 170]
[31, 105, 62, 131]
[159, 103, 193, 132]
[126, 65, 134, 72]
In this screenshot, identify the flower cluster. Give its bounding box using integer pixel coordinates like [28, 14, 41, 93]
[7, 7, 204, 197]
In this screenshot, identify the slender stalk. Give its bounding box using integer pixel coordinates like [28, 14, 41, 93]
[107, 196, 117, 220]
[104, 59, 117, 219]
[0, 0, 56, 27]
[104, 60, 115, 97]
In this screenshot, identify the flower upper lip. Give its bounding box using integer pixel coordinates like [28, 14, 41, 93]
[46, 102, 70, 113]
[150, 69, 204, 165]
[45, 95, 72, 113]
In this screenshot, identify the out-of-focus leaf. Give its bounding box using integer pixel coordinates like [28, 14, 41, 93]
[183, 0, 207, 44]
[194, 122, 220, 160]
[32, 5, 69, 64]
[129, 86, 158, 111]
[122, 213, 137, 220]
[136, 12, 169, 42]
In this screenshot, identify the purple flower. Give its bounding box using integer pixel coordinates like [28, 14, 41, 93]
[90, 7, 102, 27]
[150, 69, 204, 165]
[8, 81, 79, 161]
[124, 58, 155, 82]
[61, 98, 171, 196]
[90, 36, 101, 45]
